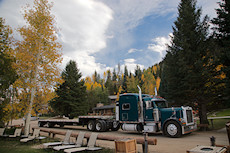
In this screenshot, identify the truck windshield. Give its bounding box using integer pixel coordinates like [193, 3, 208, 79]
[154, 100, 167, 108]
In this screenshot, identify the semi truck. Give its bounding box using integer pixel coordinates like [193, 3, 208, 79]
[38, 86, 197, 137]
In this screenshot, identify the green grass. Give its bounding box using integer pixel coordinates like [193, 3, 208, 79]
[214, 108, 230, 117]
[207, 108, 230, 130]
[0, 138, 114, 153]
[0, 139, 52, 153]
[209, 119, 229, 130]
[209, 108, 230, 117]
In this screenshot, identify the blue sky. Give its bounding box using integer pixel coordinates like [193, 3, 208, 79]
[0, 0, 219, 77]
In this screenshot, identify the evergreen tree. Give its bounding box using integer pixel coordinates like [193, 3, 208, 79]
[112, 68, 118, 94]
[127, 74, 139, 93]
[86, 87, 109, 111]
[0, 18, 17, 97]
[160, 0, 210, 124]
[212, 0, 230, 106]
[50, 60, 86, 118]
[0, 17, 17, 127]
[105, 70, 113, 95]
[92, 70, 100, 83]
[134, 65, 143, 87]
[135, 65, 142, 81]
[122, 66, 128, 93]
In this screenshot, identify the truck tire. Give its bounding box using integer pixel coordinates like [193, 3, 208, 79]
[95, 120, 106, 132]
[111, 121, 120, 131]
[87, 120, 96, 131]
[47, 122, 54, 128]
[101, 120, 109, 131]
[38, 121, 44, 127]
[164, 120, 182, 138]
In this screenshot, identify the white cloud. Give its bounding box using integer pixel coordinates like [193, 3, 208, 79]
[197, 0, 219, 18]
[122, 58, 144, 74]
[52, 0, 113, 77]
[0, 0, 113, 78]
[128, 48, 142, 54]
[148, 33, 172, 59]
[54, 0, 113, 54]
[62, 52, 107, 78]
[103, 0, 179, 33]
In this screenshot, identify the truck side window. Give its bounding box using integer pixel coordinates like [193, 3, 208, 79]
[122, 103, 130, 110]
[145, 100, 152, 109]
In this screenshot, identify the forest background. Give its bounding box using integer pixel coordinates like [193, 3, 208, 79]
[0, 0, 229, 129]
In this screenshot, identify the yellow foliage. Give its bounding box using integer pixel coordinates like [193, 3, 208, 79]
[142, 70, 156, 95]
[215, 64, 226, 79]
[116, 86, 123, 101]
[84, 76, 102, 91]
[9, 0, 63, 118]
[156, 77, 161, 91]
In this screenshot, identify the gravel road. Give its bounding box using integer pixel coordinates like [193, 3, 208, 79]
[11, 119, 229, 153]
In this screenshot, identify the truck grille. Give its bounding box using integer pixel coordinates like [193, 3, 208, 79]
[186, 110, 193, 123]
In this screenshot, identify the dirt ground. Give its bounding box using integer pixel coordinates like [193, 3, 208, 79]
[11, 119, 229, 153]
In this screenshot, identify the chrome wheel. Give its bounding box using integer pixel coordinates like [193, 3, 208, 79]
[167, 124, 178, 136]
[87, 120, 95, 131]
[96, 122, 102, 131]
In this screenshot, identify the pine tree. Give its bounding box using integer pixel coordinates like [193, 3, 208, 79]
[122, 66, 128, 93]
[0, 18, 17, 96]
[105, 70, 113, 95]
[50, 60, 87, 118]
[127, 74, 139, 93]
[160, 0, 210, 124]
[212, 0, 230, 106]
[0, 17, 17, 127]
[134, 65, 143, 87]
[92, 70, 100, 83]
[112, 68, 118, 94]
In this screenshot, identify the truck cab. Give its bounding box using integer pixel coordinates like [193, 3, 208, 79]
[118, 93, 197, 137]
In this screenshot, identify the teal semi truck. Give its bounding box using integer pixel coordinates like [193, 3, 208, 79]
[117, 92, 197, 137]
[39, 87, 197, 137]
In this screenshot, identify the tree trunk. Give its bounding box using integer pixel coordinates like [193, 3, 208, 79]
[198, 102, 209, 125]
[24, 86, 36, 136]
[24, 42, 40, 136]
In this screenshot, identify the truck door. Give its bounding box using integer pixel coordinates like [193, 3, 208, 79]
[144, 100, 154, 121]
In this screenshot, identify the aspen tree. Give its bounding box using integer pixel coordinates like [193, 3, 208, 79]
[12, 0, 62, 135]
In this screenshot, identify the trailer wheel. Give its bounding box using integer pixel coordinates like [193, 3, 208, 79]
[101, 120, 108, 131]
[38, 121, 44, 127]
[164, 120, 182, 138]
[87, 120, 96, 131]
[95, 120, 106, 132]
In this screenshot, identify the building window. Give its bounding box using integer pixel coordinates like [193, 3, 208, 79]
[122, 103, 130, 110]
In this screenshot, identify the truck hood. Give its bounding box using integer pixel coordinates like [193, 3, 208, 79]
[159, 107, 183, 122]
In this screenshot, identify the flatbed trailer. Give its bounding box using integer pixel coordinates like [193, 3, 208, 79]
[38, 115, 119, 132]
